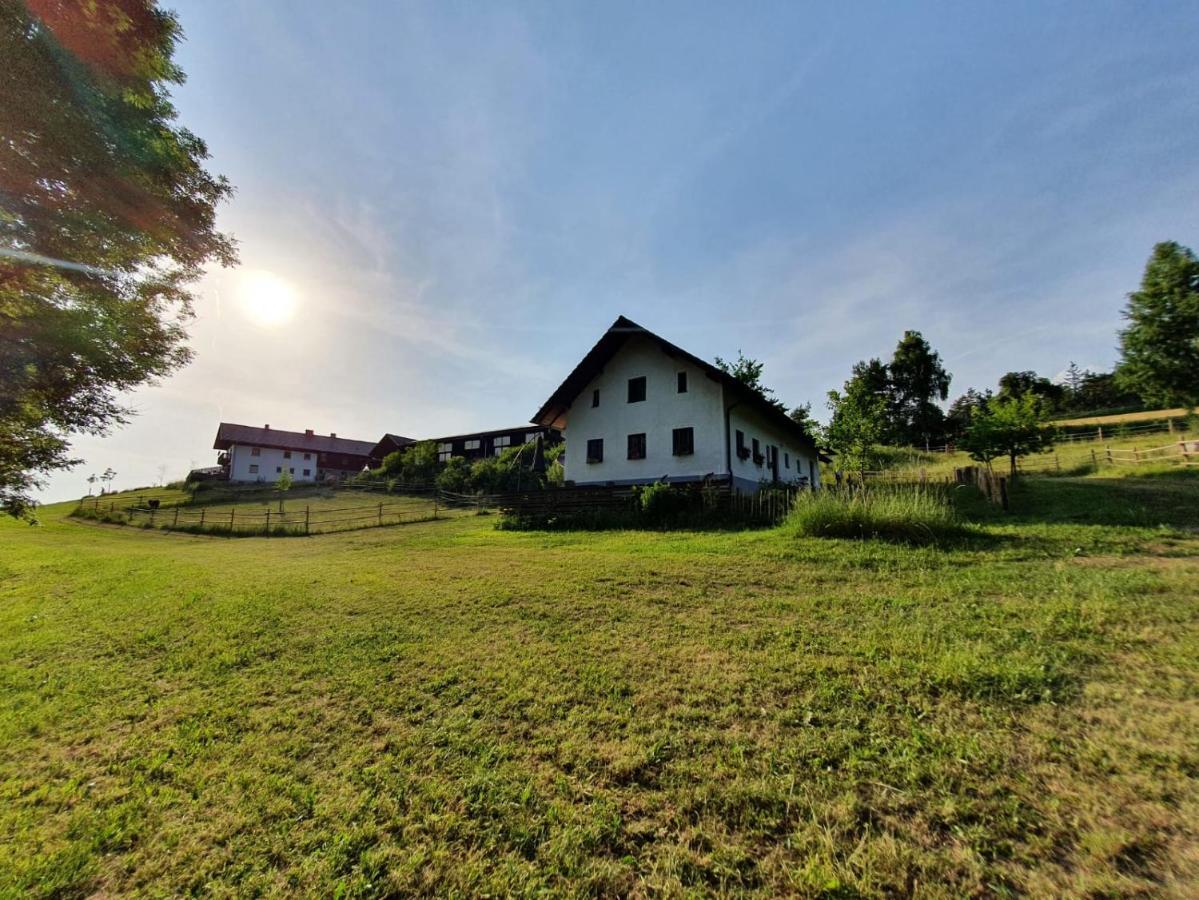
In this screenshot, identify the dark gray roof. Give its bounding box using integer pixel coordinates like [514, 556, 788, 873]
[213, 423, 375, 456]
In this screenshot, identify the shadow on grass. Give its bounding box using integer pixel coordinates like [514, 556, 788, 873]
[1001, 475, 1199, 530]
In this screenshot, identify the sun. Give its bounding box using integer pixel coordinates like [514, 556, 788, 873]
[237, 270, 298, 326]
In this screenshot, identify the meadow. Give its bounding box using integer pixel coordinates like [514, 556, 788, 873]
[1, 472, 1197, 897]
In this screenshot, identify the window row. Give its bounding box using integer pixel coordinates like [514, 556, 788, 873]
[585, 427, 694, 463]
[248, 447, 311, 461]
[590, 371, 689, 409]
[734, 430, 794, 470]
[246, 465, 311, 477]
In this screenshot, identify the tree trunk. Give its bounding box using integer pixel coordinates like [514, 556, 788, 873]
[1009, 451, 1017, 478]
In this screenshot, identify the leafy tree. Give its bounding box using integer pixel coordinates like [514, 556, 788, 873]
[997, 371, 1065, 410]
[946, 388, 991, 438]
[1072, 370, 1141, 414]
[825, 373, 888, 476]
[274, 469, 292, 512]
[377, 441, 440, 484]
[887, 331, 951, 447]
[1116, 241, 1199, 408]
[1, 1, 237, 517]
[434, 457, 471, 493]
[959, 394, 1055, 477]
[787, 403, 823, 444]
[715, 351, 787, 413]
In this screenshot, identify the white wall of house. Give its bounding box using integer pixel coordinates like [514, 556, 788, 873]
[228, 444, 319, 483]
[726, 403, 820, 492]
[562, 336, 728, 485]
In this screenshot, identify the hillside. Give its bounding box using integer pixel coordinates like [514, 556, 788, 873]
[2, 478, 1198, 896]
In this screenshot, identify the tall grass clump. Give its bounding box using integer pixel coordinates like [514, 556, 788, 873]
[787, 483, 965, 544]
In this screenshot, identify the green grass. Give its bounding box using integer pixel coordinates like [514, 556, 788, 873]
[786, 483, 966, 544]
[2, 475, 1198, 896]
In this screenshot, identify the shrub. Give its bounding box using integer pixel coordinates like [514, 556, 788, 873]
[786, 484, 965, 544]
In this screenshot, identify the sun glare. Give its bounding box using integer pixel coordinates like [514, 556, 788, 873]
[237, 270, 298, 326]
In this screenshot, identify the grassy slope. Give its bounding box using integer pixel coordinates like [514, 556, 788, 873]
[1, 478, 1198, 897]
[1052, 407, 1199, 427]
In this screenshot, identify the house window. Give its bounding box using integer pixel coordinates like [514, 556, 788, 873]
[303, 453, 311, 461]
[627, 376, 646, 403]
[276, 466, 282, 474]
[784, 452, 790, 469]
[283, 450, 291, 459]
[526, 432, 540, 444]
[736, 430, 749, 459]
[437, 442, 453, 462]
[250, 447, 261, 457]
[465, 439, 481, 451]
[586, 438, 604, 463]
[493, 435, 511, 456]
[248, 464, 259, 475]
[672, 427, 694, 456]
[592, 389, 600, 408]
[289, 467, 295, 474]
[752, 438, 762, 465]
[627, 433, 646, 460]
[303, 469, 311, 477]
[677, 371, 688, 393]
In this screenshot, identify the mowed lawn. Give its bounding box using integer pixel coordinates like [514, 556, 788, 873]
[2, 479, 1198, 896]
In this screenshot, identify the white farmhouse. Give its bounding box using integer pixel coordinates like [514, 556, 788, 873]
[213, 423, 377, 484]
[533, 316, 823, 492]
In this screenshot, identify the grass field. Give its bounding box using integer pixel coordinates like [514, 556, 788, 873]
[2, 473, 1198, 896]
[1052, 406, 1199, 427]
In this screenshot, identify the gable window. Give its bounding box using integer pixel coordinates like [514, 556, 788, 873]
[283, 450, 292, 459]
[586, 438, 604, 464]
[250, 447, 261, 457]
[627, 432, 647, 460]
[303, 453, 311, 461]
[248, 464, 259, 475]
[627, 376, 646, 403]
[493, 435, 511, 456]
[677, 371, 688, 393]
[592, 389, 600, 408]
[672, 427, 694, 456]
[736, 430, 749, 459]
[437, 442, 452, 462]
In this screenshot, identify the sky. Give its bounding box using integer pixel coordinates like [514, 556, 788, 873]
[42, 0, 1199, 500]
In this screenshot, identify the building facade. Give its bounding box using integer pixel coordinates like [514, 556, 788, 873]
[533, 317, 822, 492]
[214, 424, 375, 483]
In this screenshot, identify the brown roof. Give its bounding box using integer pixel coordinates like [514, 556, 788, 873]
[531, 315, 819, 453]
[213, 423, 376, 456]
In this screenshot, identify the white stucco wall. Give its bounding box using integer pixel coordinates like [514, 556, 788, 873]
[228, 444, 319, 483]
[562, 336, 728, 485]
[727, 404, 820, 491]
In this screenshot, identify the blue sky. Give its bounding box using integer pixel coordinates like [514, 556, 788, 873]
[45, 1, 1199, 498]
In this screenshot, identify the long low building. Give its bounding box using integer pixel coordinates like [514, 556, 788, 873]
[368, 426, 562, 466]
[214, 423, 378, 483]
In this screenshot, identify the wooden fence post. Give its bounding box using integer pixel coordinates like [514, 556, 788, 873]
[1091, 448, 1097, 468]
[378, 502, 383, 526]
[173, 507, 180, 528]
[305, 505, 310, 535]
[230, 507, 236, 532]
[1106, 446, 1113, 465]
[266, 509, 271, 534]
[1182, 442, 1192, 463]
[1134, 447, 1140, 463]
[1098, 426, 1104, 442]
[1054, 454, 1060, 472]
[199, 509, 205, 529]
[1168, 418, 1175, 434]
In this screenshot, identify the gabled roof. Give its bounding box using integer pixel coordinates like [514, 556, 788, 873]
[213, 423, 376, 457]
[531, 315, 819, 452]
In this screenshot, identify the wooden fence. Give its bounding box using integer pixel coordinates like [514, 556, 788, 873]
[954, 466, 1009, 509]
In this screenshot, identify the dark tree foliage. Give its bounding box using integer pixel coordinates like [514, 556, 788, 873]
[887, 330, 951, 447]
[1116, 241, 1199, 409]
[787, 402, 823, 444]
[996, 371, 1065, 410]
[1071, 371, 1142, 414]
[714, 350, 788, 413]
[945, 388, 992, 437]
[1, 0, 236, 516]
